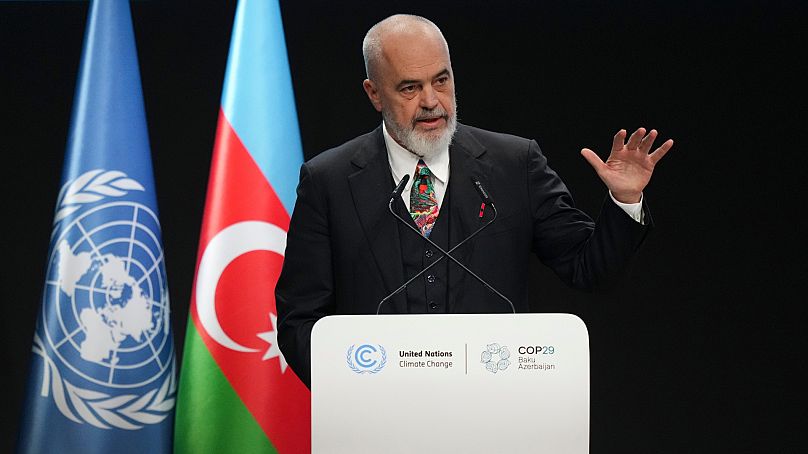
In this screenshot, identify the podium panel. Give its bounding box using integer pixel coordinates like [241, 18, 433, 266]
[311, 313, 589, 453]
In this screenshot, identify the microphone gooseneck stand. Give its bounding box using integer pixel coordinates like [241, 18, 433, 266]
[376, 176, 516, 314]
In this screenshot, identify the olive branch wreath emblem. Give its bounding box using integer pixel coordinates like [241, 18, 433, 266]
[36, 168, 173, 429]
[32, 334, 175, 430]
[54, 169, 145, 224]
[346, 344, 387, 374]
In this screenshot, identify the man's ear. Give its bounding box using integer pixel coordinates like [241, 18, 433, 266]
[363, 79, 383, 112]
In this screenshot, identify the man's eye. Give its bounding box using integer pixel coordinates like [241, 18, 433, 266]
[435, 76, 448, 85]
[401, 85, 416, 93]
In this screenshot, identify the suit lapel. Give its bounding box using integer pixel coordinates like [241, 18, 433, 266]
[348, 127, 407, 313]
[448, 126, 492, 304]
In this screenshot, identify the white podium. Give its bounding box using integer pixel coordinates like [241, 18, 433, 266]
[311, 313, 589, 453]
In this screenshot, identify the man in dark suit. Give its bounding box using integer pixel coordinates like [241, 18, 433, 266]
[276, 14, 673, 387]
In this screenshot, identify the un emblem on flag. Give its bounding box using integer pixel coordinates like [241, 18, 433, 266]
[33, 169, 175, 430]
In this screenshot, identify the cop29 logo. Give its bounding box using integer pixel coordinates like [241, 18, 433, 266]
[346, 344, 387, 374]
[481, 343, 511, 374]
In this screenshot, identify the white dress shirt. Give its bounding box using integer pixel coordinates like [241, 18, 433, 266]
[381, 122, 644, 223]
[383, 122, 449, 212]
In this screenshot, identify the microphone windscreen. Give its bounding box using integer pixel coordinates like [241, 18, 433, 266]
[472, 179, 493, 203]
[392, 174, 410, 199]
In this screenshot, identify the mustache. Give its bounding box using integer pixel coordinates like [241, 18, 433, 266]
[413, 107, 449, 123]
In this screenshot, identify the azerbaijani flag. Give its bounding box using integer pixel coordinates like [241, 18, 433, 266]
[173, 0, 309, 452]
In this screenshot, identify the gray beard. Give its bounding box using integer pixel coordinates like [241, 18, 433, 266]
[383, 104, 458, 158]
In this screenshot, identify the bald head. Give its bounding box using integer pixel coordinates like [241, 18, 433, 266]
[362, 14, 450, 82]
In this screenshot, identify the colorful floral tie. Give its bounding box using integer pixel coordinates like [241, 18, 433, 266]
[410, 160, 439, 237]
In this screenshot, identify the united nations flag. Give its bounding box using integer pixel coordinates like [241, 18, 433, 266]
[17, 1, 175, 453]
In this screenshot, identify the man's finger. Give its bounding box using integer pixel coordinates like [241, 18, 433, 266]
[649, 139, 674, 164]
[626, 127, 646, 150]
[611, 129, 626, 153]
[580, 148, 606, 174]
[639, 129, 658, 154]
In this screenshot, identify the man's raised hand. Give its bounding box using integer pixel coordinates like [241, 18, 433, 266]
[580, 127, 673, 203]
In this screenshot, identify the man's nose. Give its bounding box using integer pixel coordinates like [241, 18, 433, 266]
[419, 85, 439, 109]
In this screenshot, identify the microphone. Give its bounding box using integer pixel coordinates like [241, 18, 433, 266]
[376, 177, 516, 314]
[390, 174, 410, 203]
[473, 179, 491, 202]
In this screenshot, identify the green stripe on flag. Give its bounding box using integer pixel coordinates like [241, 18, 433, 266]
[174, 319, 278, 453]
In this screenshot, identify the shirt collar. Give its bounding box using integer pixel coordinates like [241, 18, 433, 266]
[382, 122, 450, 185]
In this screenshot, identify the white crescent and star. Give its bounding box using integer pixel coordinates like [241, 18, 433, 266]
[195, 221, 288, 370]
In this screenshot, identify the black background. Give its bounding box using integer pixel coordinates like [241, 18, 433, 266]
[2, 1, 806, 452]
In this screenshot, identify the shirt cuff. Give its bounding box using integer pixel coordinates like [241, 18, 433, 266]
[609, 191, 645, 224]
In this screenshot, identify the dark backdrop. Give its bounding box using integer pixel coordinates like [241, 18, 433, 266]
[2, 1, 805, 452]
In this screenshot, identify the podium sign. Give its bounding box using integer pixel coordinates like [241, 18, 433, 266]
[311, 313, 589, 453]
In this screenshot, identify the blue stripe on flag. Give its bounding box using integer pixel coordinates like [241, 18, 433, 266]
[221, 0, 304, 216]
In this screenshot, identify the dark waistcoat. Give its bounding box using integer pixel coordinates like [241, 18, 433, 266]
[395, 190, 451, 314]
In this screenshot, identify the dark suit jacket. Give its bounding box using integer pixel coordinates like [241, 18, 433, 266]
[276, 124, 650, 387]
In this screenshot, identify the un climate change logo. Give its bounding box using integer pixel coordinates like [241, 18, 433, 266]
[346, 344, 387, 374]
[34, 169, 174, 430]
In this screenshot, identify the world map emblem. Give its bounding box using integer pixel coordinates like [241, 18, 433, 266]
[33, 169, 175, 430]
